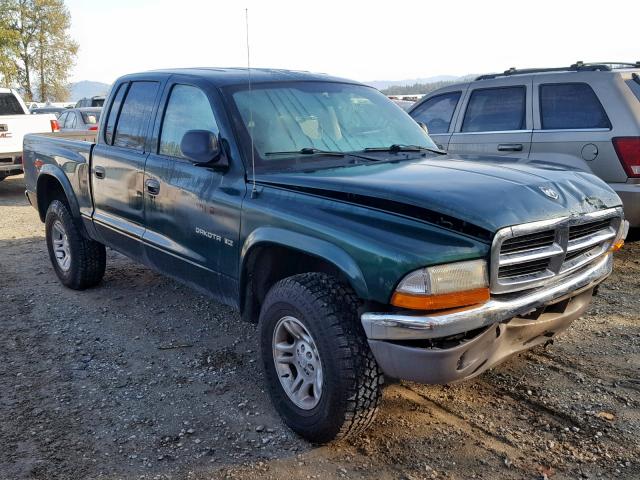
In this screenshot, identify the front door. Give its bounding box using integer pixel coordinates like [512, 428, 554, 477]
[142, 79, 244, 305]
[448, 78, 533, 159]
[91, 80, 162, 258]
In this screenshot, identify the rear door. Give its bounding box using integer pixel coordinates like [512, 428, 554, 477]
[530, 79, 618, 177]
[91, 79, 163, 258]
[142, 76, 244, 303]
[448, 77, 533, 158]
[409, 87, 467, 150]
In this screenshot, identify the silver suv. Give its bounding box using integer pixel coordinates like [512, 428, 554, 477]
[409, 62, 640, 226]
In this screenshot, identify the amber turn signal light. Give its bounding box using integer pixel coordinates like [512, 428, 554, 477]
[610, 239, 624, 252]
[391, 287, 490, 311]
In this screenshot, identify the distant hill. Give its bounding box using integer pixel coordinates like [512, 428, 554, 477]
[69, 81, 111, 102]
[365, 75, 461, 91]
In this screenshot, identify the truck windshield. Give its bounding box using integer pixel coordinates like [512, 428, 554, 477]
[0, 93, 25, 115]
[229, 81, 437, 171]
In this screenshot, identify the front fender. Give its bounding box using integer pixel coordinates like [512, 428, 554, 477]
[36, 164, 82, 221]
[241, 226, 369, 299]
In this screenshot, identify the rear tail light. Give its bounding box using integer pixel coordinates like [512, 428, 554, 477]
[88, 126, 98, 131]
[50, 119, 60, 132]
[613, 137, 640, 177]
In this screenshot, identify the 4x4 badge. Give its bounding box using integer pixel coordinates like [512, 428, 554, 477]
[540, 186, 559, 200]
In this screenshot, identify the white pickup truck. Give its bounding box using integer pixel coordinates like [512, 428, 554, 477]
[0, 87, 59, 181]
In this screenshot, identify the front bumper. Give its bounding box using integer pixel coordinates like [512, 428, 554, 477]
[610, 181, 640, 227]
[361, 253, 613, 384]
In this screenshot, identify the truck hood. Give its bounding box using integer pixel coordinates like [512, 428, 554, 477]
[256, 156, 622, 240]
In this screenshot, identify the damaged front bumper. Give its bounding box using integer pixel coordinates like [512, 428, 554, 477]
[361, 253, 613, 384]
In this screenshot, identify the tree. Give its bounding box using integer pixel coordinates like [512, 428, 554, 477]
[0, 0, 77, 102]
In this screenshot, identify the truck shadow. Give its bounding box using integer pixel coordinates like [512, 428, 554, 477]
[0, 175, 29, 207]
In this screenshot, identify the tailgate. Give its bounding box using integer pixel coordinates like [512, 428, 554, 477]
[0, 115, 56, 156]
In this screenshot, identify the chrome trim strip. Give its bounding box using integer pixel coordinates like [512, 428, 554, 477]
[361, 254, 613, 341]
[566, 228, 616, 252]
[499, 244, 564, 266]
[452, 129, 533, 135]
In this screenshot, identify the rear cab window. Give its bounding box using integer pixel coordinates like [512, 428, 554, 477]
[0, 92, 25, 115]
[410, 92, 461, 134]
[539, 83, 611, 130]
[104, 81, 159, 150]
[462, 86, 526, 132]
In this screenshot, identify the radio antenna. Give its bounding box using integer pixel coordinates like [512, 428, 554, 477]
[245, 8, 257, 198]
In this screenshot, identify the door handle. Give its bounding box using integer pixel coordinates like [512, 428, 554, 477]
[145, 178, 160, 195]
[497, 143, 524, 152]
[94, 166, 105, 179]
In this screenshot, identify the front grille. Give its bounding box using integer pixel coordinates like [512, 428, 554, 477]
[500, 230, 556, 253]
[491, 209, 622, 293]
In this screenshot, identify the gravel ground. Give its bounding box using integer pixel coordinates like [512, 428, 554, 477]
[1, 174, 638, 480]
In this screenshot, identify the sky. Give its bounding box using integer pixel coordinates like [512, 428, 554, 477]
[66, 0, 639, 85]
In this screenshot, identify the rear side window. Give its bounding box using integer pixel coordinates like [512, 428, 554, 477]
[410, 92, 461, 134]
[540, 83, 611, 130]
[0, 93, 25, 115]
[81, 111, 100, 124]
[112, 81, 159, 151]
[462, 86, 526, 132]
[625, 75, 640, 102]
[159, 85, 219, 159]
[64, 112, 77, 129]
[104, 84, 127, 145]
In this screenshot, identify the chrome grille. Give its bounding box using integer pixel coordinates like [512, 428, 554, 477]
[491, 208, 622, 294]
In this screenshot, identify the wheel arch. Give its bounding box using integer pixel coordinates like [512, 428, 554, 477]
[36, 166, 81, 223]
[239, 227, 369, 322]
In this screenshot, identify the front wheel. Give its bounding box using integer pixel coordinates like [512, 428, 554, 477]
[259, 273, 383, 443]
[45, 200, 106, 289]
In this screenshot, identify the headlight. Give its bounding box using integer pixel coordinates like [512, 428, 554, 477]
[391, 259, 489, 311]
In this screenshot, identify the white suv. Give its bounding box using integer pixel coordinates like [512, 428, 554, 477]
[409, 62, 640, 227]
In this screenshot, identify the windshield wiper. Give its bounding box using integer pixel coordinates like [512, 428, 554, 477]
[265, 147, 378, 163]
[364, 144, 446, 155]
[265, 148, 345, 157]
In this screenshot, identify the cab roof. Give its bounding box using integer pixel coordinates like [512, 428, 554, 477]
[119, 67, 361, 87]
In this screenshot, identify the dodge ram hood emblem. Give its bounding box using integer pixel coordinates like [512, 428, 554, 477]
[540, 186, 559, 200]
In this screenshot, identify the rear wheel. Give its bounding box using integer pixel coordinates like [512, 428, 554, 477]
[45, 200, 106, 289]
[259, 273, 383, 443]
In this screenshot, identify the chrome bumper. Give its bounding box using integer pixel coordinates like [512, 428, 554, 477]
[361, 253, 613, 341]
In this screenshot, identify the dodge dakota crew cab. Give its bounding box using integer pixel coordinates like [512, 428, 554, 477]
[23, 68, 629, 443]
[0, 87, 59, 181]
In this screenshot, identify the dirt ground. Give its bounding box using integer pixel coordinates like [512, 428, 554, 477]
[1, 174, 638, 480]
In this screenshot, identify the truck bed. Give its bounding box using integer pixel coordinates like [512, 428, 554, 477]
[23, 131, 98, 218]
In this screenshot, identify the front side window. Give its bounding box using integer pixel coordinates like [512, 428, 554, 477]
[410, 91, 461, 134]
[462, 86, 526, 132]
[540, 83, 611, 130]
[229, 81, 437, 172]
[159, 85, 219, 158]
[113, 81, 159, 151]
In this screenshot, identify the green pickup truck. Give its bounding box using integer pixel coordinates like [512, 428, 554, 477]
[23, 68, 629, 443]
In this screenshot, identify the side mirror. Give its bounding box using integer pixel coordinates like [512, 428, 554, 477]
[180, 130, 222, 165]
[418, 122, 429, 135]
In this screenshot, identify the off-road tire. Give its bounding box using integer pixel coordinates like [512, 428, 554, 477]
[259, 272, 383, 443]
[45, 200, 106, 289]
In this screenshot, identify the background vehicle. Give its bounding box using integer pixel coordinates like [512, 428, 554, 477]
[23, 68, 627, 443]
[31, 106, 66, 116]
[0, 87, 59, 181]
[75, 95, 105, 108]
[409, 62, 640, 227]
[58, 107, 101, 131]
